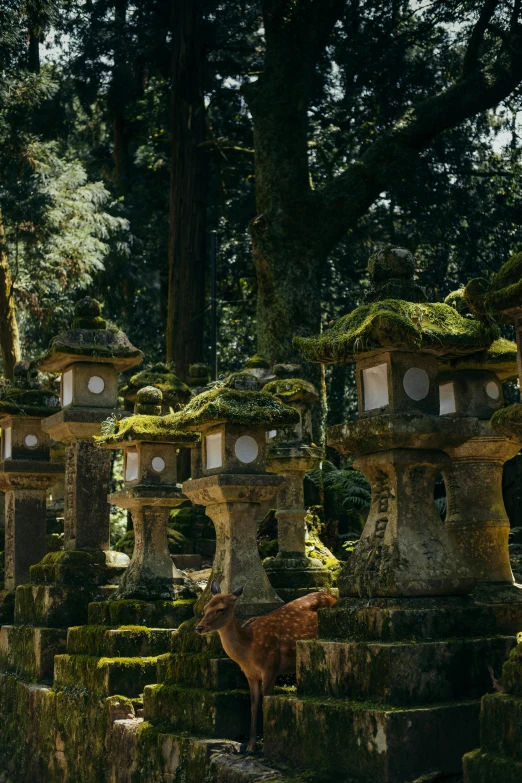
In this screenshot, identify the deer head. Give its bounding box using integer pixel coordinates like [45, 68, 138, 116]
[195, 580, 245, 634]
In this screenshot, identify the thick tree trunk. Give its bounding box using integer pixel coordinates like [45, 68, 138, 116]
[110, 0, 129, 194]
[166, 0, 207, 381]
[0, 212, 21, 379]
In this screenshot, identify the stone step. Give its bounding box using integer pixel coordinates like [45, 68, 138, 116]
[274, 586, 339, 603]
[297, 636, 515, 706]
[143, 683, 251, 741]
[14, 584, 118, 628]
[0, 625, 66, 681]
[479, 693, 522, 762]
[318, 596, 500, 642]
[66, 626, 173, 657]
[157, 652, 246, 691]
[264, 694, 480, 783]
[88, 598, 194, 628]
[29, 551, 125, 587]
[54, 654, 158, 697]
[463, 749, 522, 783]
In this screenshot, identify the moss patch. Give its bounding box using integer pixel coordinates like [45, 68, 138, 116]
[294, 299, 498, 364]
[487, 252, 522, 312]
[438, 337, 518, 380]
[491, 404, 522, 440]
[167, 385, 300, 429]
[263, 377, 319, 404]
[121, 362, 192, 409]
[95, 413, 199, 447]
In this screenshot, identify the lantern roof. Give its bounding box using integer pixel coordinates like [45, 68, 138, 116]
[0, 361, 61, 417]
[295, 248, 499, 364]
[37, 297, 143, 372]
[263, 377, 319, 405]
[465, 252, 522, 315]
[121, 362, 191, 410]
[438, 337, 518, 381]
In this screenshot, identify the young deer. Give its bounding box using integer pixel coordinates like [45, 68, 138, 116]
[195, 580, 337, 752]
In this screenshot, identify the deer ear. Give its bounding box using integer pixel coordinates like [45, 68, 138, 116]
[211, 579, 221, 595]
[232, 584, 246, 598]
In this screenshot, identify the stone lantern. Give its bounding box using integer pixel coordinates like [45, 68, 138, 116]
[95, 386, 198, 601]
[168, 372, 300, 616]
[0, 362, 63, 619]
[120, 362, 192, 415]
[436, 289, 521, 592]
[240, 354, 276, 387]
[186, 363, 210, 396]
[262, 370, 331, 601]
[36, 297, 143, 557]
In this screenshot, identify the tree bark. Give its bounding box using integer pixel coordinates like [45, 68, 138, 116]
[109, 0, 129, 194]
[0, 211, 21, 379]
[243, 0, 522, 435]
[166, 0, 207, 381]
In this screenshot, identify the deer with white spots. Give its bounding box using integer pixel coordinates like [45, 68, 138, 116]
[195, 580, 337, 752]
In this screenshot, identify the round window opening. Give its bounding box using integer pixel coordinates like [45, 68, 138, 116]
[486, 381, 500, 400]
[235, 435, 259, 464]
[151, 456, 165, 473]
[88, 375, 105, 394]
[24, 434, 38, 448]
[403, 367, 430, 401]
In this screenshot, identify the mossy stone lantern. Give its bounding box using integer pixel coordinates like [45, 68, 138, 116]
[96, 386, 198, 601]
[296, 246, 499, 597]
[436, 289, 521, 592]
[36, 297, 143, 556]
[168, 373, 300, 616]
[0, 362, 63, 619]
[261, 372, 331, 601]
[120, 362, 192, 415]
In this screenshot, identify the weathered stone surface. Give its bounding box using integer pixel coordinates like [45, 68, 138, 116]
[66, 625, 173, 658]
[157, 652, 246, 691]
[472, 582, 522, 634]
[264, 694, 480, 783]
[54, 653, 158, 697]
[463, 749, 522, 783]
[15, 582, 118, 627]
[296, 635, 515, 706]
[143, 682, 251, 740]
[0, 625, 66, 681]
[339, 448, 472, 597]
[88, 597, 194, 628]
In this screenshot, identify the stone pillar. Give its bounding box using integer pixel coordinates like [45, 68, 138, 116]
[64, 439, 111, 551]
[444, 429, 520, 585]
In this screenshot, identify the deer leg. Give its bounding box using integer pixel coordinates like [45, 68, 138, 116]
[246, 677, 260, 753]
[262, 668, 277, 697]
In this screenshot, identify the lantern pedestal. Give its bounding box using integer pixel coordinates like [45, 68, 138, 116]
[107, 487, 195, 601]
[183, 473, 284, 617]
[264, 445, 331, 601]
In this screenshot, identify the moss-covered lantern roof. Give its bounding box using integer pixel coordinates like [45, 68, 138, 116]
[491, 404, 522, 442]
[0, 361, 61, 417]
[263, 377, 319, 405]
[438, 337, 518, 381]
[295, 248, 499, 364]
[120, 362, 192, 410]
[464, 253, 522, 315]
[37, 297, 144, 372]
[95, 386, 198, 449]
[166, 374, 300, 431]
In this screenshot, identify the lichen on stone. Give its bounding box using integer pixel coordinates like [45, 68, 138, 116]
[487, 252, 522, 312]
[166, 384, 300, 430]
[295, 299, 498, 364]
[243, 354, 270, 369]
[0, 360, 61, 417]
[95, 412, 199, 448]
[491, 403, 522, 441]
[263, 378, 319, 404]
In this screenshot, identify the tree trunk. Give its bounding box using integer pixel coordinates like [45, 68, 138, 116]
[166, 0, 207, 381]
[0, 212, 21, 379]
[110, 0, 129, 194]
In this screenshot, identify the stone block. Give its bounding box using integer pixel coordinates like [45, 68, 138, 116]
[318, 596, 500, 641]
[88, 598, 195, 628]
[157, 652, 246, 691]
[66, 626, 173, 657]
[171, 554, 202, 570]
[296, 636, 515, 706]
[53, 654, 158, 697]
[29, 550, 124, 587]
[0, 625, 66, 681]
[143, 683, 251, 740]
[501, 641, 522, 695]
[479, 693, 522, 762]
[0, 589, 15, 624]
[472, 582, 522, 634]
[463, 749, 522, 783]
[15, 583, 95, 627]
[263, 695, 480, 783]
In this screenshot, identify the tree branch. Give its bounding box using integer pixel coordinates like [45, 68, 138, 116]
[318, 17, 522, 253]
[463, 0, 500, 76]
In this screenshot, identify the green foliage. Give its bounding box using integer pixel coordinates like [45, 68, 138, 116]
[308, 460, 371, 515]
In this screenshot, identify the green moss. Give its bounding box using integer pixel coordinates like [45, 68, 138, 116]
[121, 362, 192, 408]
[444, 288, 471, 316]
[0, 386, 61, 416]
[487, 252, 522, 312]
[491, 404, 522, 440]
[294, 299, 498, 365]
[95, 412, 199, 447]
[243, 353, 271, 368]
[438, 337, 518, 380]
[167, 385, 300, 430]
[263, 377, 319, 404]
